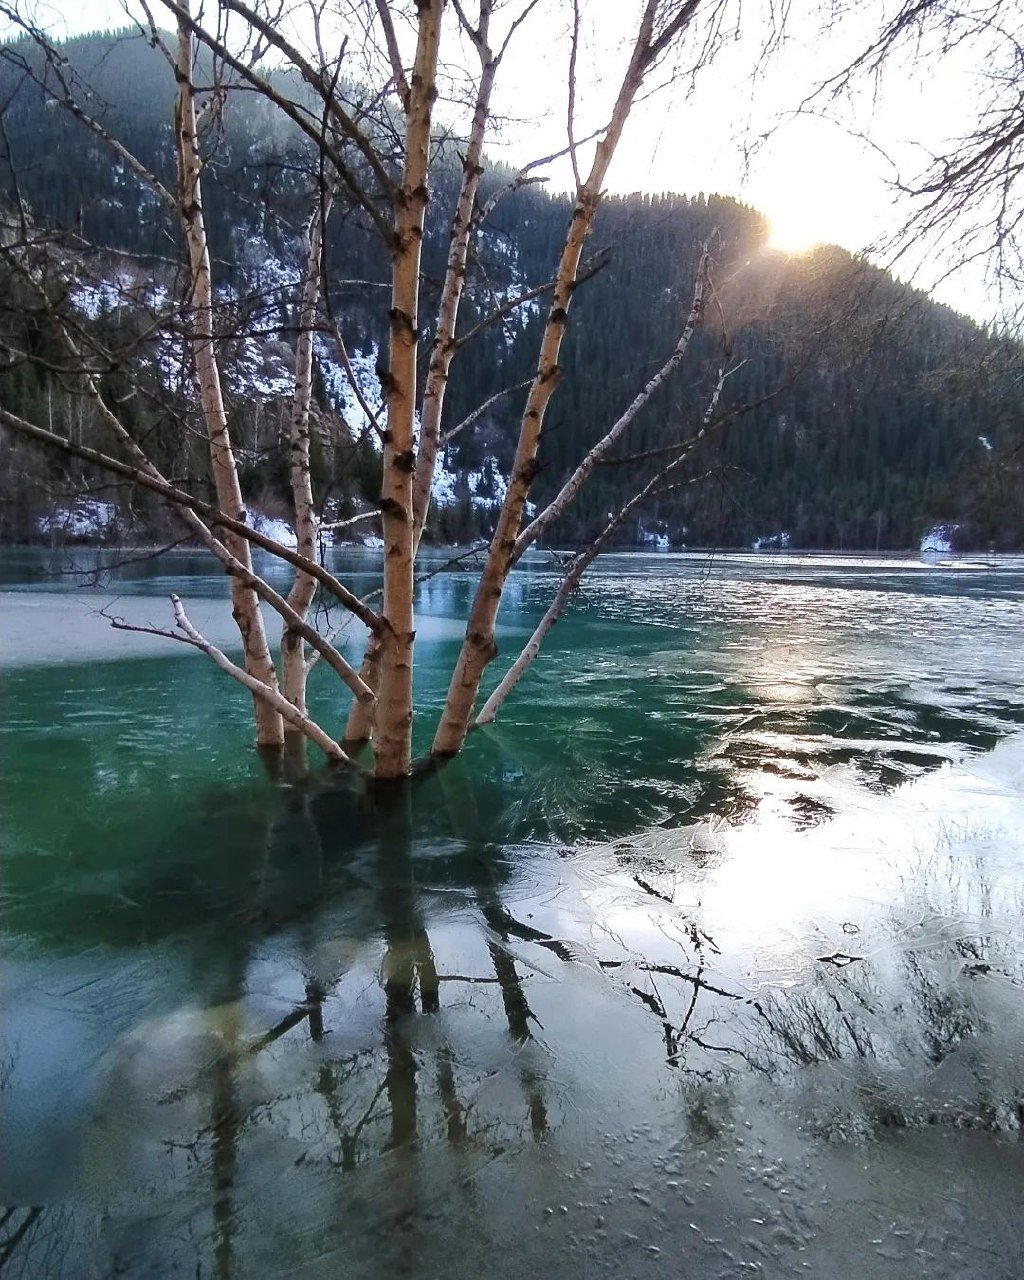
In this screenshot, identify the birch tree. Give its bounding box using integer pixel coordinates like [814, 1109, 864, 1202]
[0, 0, 747, 781]
[173, 5, 285, 748]
[433, 0, 706, 755]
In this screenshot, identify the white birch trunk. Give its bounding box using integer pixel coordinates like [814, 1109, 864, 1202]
[282, 200, 329, 719]
[411, 6, 496, 547]
[342, 632, 383, 749]
[174, 9, 283, 747]
[374, 0, 447, 779]
[170, 596, 352, 764]
[433, 0, 697, 757]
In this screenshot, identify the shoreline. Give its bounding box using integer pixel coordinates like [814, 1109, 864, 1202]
[1, 541, 1018, 563]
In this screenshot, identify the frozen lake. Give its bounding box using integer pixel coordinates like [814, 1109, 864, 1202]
[3, 548, 1024, 1277]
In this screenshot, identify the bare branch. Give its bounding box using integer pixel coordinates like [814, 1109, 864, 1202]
[151, 594, 359, 765]
[436, 0, 707, 756]
[0, 406, 382, 634]
[323, 315, 385, 438]
[475, 364, 730, 729]
[156, 0, 399, 247]
[216, 0, 398, 198]
[449, 276, 557, 353]
[566, 0, 583, 192]
[374, 0, 412, 105]
[514, 244, 712, 559]
[442, 378, 532, 443]
[0, 16, 177, 212]
[320, 510, 381, 532]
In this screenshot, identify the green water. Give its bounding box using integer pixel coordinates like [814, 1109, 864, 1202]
[3, 549, 1024, 1277]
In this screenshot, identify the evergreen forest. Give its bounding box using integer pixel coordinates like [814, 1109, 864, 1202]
[2, 28, 1021, 552]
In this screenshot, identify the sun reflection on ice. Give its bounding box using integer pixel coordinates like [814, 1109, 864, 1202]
[574, 734, 1024, 1003]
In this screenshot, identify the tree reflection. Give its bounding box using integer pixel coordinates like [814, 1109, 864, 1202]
[57, 761, 1024, 1276]
[0, 1206, 80, 1279]
[741, 853, 1024, 1135]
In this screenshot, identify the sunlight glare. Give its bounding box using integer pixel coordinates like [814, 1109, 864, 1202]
[767, 206, 823, 254]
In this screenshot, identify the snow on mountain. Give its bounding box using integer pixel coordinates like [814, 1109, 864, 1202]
[752, 531, 792, 551]
[58, 241, 535, 538]
[474, 230, 543, 346]
[71, 274, 171, 321]
[150, 334, 188, 394]
[37, 498, 118, 539]
[246, 509, 297, 549]
[313, 336, 383, 443]
[230, 336, 295, 398]
[920, 523, 958, 557]
[493, 289, 543, 347]
[236, 239, 301, 296]
[476, 229, 517, 266]
[431, 452, 508, 510]
[70, 278, 133, 319]
[430, 453, 459, 509]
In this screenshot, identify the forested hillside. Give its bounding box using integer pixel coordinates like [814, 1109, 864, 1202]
[2, 29, 1020, 551]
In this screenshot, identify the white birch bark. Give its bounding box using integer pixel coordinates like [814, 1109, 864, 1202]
[169, 596, 353, 764]
[174, 8, 283, 746]
[342, 631, 383, 749]
[282, 198, 330, 719]
[411, 1, 496, 547]
[374, 0, 447, 779]
[477, 364, 729, 727]
[433, 0, 704, 757]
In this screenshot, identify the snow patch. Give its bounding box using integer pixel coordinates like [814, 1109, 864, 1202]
[37, 499, 117, 540]
[69, 277, 133, 319]
[314, 337, 383, 444]
[430, 452, 459, 509]
[430, 453, 513, 512]
[752, 531, 792, 552]
[920, 523, 958, 558]
[470, 231, 541, 346]
[149, 333, 188, 394]
[230, 336, 294, 398]
[237, 238, 300, 296]
[246, 510, 297, 550]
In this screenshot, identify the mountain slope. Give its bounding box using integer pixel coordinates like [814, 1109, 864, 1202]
[0, 29, 1019, 550]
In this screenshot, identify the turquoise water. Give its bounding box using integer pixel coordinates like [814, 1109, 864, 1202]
[3, 549, 1024, 1277]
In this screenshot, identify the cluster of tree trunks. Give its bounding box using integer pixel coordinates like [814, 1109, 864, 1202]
[7, 0, 1007, 779]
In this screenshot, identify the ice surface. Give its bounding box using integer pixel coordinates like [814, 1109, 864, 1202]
[4, 551, 1024, 1275]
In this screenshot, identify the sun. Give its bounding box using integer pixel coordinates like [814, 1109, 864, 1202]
[766, 206, 823, 255]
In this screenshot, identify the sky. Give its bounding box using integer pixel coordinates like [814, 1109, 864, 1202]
[11, 0, 1002, 321]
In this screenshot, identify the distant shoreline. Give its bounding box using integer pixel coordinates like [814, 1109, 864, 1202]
[0, 541, 1017, 562]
